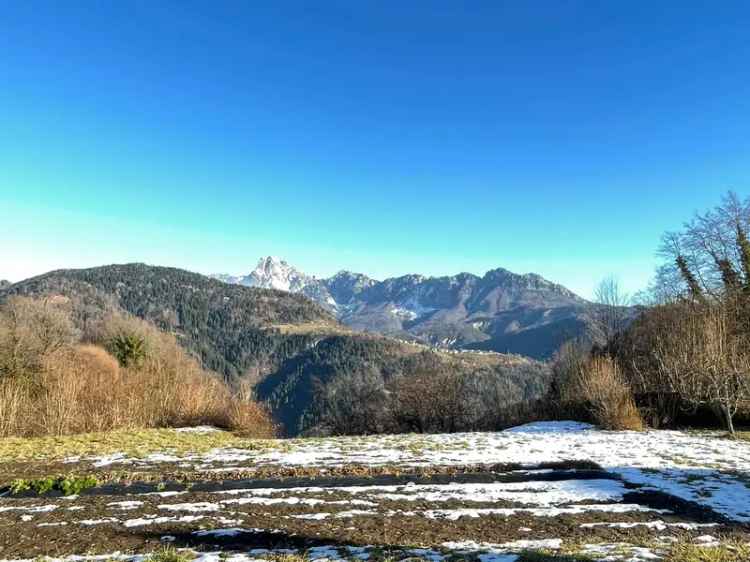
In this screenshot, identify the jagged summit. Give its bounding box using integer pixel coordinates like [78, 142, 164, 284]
[212, 258, 598, 358]
[245, 256, 313, 292]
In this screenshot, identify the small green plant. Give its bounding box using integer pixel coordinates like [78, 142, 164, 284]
[59, 474, 99, 496]
[8, 474, 98, 496]
[32, 476, 56, 495]
[9, 479, 31, 494]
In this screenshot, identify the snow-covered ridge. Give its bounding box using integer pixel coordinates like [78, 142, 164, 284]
[227, 257, 317, 293]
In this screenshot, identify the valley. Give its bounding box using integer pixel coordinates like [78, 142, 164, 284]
[0, 264, 550, 436]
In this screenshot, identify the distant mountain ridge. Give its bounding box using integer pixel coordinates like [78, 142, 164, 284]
[214, 257, 597, 359]
[0, 263, 550, 434]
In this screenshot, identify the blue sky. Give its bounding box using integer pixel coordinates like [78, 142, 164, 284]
[1, 2, 749, 297]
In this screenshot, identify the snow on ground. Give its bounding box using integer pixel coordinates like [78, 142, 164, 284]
[212, 478, 630, 506]
[78, 421, 750, 523]
[173, 426, 220, 434]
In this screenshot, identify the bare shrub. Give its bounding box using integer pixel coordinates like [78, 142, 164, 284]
[109, 317, 276, 435]
[0, 296, 76, 380]
[577, 357, 644, 431]
[226, 380, 277, 438]
[0, 299, 276, 438]
[388, 368, 469, 433]
[0, 377, 29, 436]
[614, 305, 683, 428]
[548, 340, 592, 421]
[551, 344, 644, 431]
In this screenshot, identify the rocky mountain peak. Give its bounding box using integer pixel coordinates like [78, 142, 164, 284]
[246, 256, 312, 292]
[211, 257, 601, 358]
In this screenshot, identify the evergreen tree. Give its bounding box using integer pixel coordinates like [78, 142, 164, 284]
[737, 225, 750, 291]
[676, 255, 704, 302]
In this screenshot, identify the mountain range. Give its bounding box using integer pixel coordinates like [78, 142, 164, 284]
[0, 264, 549, 434]
[213, 257, 596, 359]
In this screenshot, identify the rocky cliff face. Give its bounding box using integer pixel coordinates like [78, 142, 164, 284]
[213, 257, 600, 358]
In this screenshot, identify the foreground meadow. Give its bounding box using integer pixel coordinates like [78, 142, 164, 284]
[0, 422, 749, 562]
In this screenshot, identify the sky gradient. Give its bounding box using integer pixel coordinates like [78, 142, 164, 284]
[2, 2, 749, 298]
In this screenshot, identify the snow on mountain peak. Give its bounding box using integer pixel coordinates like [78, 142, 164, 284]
[246, 256, 311, 292]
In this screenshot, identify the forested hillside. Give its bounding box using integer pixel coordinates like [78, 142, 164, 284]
[0, 264, 334, 378]
[1, 264, 551, 434]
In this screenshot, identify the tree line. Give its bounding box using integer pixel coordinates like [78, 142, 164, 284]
[551, 192, 750, 436]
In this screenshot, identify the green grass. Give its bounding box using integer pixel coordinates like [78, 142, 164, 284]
[9, 474, 99, 495]
[664, 542, 750, 562]
[0, 427, 278, 462]
[144, 547, 194, 562]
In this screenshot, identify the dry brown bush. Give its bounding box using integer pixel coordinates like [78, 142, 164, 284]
[0, 298, 276, 438]
[0, 377, 28, 437]
[551, 343, 644, 431]
[576, 357, 644, 431]
[388, 369, 469, 433]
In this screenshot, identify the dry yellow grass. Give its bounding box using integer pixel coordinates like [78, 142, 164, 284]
[0, 426, 278, 462]
[267, 322, 351, 336]
[0, 297, 277, 439]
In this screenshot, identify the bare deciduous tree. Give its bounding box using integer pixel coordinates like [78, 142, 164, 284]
[657, 191, 750, 300]
[0, 296, 76, 380]
[316, 367, 389, 435]
[650, 298, 750, 436]
[591, 276, 631, 344]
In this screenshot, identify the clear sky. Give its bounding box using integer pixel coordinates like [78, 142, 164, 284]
[2, 2, 749, 298]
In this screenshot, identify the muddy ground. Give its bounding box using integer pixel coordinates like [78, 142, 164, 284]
[1, 467, 747, 559]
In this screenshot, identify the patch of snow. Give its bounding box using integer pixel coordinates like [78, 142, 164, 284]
[107, 501, 144, 510]
[174, 426, 219, 433]
[504, 421, 594, 433]
[80, 518, 120, 526]
[0, 504, 58, 514]
[123, 515, 205, 527]
[418, 503, 667, 520]
[158, 502, 220, 512]
[581, 520, 719, 531]
[444, 539, 562, 551]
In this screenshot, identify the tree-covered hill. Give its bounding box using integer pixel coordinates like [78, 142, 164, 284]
[1, 264, 551, 435]
[255, 334, 550, 434]
[0, 263, 335, 378]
